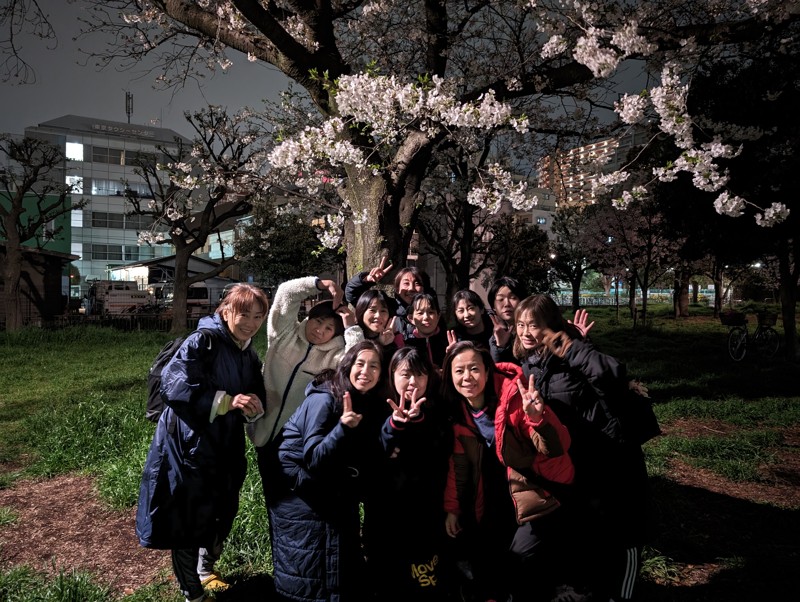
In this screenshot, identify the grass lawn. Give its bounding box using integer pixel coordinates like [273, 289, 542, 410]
[0, 303, 798, 601]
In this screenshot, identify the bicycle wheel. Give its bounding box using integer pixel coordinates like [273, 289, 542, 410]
[755, 327, 780, 358]
[728, 327, 747, 361]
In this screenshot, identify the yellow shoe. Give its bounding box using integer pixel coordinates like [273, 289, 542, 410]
[200, 574, 229, 594]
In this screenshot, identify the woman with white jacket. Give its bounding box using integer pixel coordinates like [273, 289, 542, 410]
[248, 276, 360, 486]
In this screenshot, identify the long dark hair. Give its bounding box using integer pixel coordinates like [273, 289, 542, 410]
[440, 340, 499, 424]
[312, 340, 384, 410]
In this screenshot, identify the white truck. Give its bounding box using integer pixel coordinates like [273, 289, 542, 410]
[86, 280, 153, 315]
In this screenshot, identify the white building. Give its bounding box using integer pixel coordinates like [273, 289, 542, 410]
[24, 115, 189, 296]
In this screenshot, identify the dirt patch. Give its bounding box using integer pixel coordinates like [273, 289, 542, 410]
[0, 474, 170, 595]
[1, 420, 799, 600]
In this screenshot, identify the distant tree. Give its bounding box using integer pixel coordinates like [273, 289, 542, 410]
[549, 205, 596, 311]
[584, 196, 683, 324]
[1, 134, 87, 331]
[126, 107, 271, 333]
[237, 208, 342, 287]
[486, 215, 552, 297]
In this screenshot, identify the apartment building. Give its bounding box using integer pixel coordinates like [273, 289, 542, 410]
[538, 127, 651, 207]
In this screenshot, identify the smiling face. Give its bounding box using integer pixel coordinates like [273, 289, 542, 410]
[397, 273, 424, 305]
[393, 358, 429, 402]
[223, 305, 266, 342]
[362, 298, 390, 335]
[455, 299, 484, 334]
[493, 285, 520, 323]
[515, 308, 544, 351]
[305, 316, 336, 345]
[450, 349, 488, 409]
[349, 349, 382, 393]
[412, 299, 440, 336]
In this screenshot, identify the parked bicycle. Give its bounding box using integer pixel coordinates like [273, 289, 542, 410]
[720, 310, 780, 362]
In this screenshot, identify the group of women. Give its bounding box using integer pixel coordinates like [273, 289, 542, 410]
[135, 263, 650, 602]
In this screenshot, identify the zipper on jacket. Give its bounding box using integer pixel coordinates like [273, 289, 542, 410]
[267, 342, 313, 443]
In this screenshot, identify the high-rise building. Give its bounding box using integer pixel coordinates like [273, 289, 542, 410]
[538, 127, 651, 207]
[24, 115, 189, 296]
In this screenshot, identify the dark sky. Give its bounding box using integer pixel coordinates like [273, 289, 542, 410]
[0, 1, 288, 137]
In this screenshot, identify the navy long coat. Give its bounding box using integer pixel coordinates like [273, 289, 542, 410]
[136, 313, 264, 549]
[267, 380, 387, 602]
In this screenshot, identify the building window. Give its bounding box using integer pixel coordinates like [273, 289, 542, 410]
[65, 175, 83, 194]
[126, 213, 155, 230]
[65, 142, 84, 161]
[536, 216, 547, 225]
[91, 211, 125, 229]
[84, 243, 124, 261]
[91, 146, 124, 165]
[71, 209, 83, 228]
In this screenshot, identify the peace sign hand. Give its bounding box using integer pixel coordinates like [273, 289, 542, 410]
[379, 316, 398, 345]
[386, 386, 425, 424]
[340, 391, 363, 428]
[365, 257, 394, 284]
[516, 374, 544, 421]
[446, 330, 458, 355]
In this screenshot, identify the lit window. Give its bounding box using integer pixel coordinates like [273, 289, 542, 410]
[66, 142, 84, 161]
[536, 217, 547, 225]
[66, 175, 83, 194]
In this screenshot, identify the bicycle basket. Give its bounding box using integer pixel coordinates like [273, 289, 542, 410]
[757, 311, 777, 327]
[720, 311, 746, 326]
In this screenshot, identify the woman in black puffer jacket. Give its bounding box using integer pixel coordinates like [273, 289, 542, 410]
[513, 295, 651, 602]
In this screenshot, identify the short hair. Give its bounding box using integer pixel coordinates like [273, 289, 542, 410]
[216, 283, 269, 316]
[488, 276, 528, 310]
[307, 300, 345, 337]
[355, 289, 392, 330]
[440, 340, 498, 422]
[451, 289, 486, 315]
[411, 292, 440, 314]
[393, 267, 431, 294]
[387, 346, 441, 414]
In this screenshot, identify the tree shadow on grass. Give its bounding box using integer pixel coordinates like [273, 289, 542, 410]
[638, 476, 799, 601]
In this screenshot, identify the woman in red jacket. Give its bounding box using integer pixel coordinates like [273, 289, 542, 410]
[440, 341, 518, 602]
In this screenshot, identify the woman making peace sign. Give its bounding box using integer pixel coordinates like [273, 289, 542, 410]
[266, 341, 387, 602]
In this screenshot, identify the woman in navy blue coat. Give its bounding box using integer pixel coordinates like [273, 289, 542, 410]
[136, 284, 268, 602]
[267, 340, 388, 602]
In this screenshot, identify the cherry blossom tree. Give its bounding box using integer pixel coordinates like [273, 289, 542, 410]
[126, 106, 272, 332]
[1, 135, 87, 331]
[583, 195, 684, 325]
[70, 0, 798, 278]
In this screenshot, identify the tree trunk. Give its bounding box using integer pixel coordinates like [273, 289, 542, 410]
[571, 278, 581, 311]
[674, 267, 690, 318]
[712, 263, 724, 318]
[2, 242, 24, 331]
[342, 168, 391, 276]
[778, 241, 799, 361]
[169, 246, 193, 334]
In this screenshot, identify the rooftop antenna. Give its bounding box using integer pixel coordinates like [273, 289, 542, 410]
[125, 91, 134, 124]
